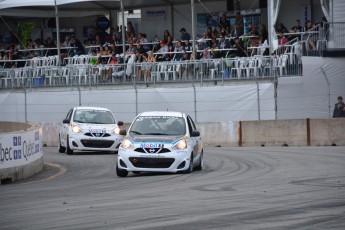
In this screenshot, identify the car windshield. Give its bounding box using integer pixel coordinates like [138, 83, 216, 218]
[130, 116, 186, 136]
[73, 109, 115, 124]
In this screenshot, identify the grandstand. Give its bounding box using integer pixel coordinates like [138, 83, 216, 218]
[0, 0, 344, 123]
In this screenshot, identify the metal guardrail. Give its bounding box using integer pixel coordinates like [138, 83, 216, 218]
[0, 54, 303, 89]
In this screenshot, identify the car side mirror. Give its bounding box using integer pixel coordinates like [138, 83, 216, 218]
[190, 130, 200, 137]
[119, 129, 127, 135]
[63, 119, 70, 124]
[117, 121, 124, 126]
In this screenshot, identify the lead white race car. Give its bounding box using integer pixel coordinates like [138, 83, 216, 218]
[116, 111, 204, 177]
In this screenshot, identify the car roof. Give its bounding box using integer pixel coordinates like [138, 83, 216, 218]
[138, 111, 185, 118]
[74, 106, 111, 111]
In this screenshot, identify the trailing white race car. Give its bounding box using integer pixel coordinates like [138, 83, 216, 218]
[116, 111, 203, 177]
[58, 106, 124, 155]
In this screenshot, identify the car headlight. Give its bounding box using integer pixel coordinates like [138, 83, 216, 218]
[121, 139, 134, 149]
[113, 127, 120, 135]
[172, 139, 187, 150]
[72, 125, 82, 133]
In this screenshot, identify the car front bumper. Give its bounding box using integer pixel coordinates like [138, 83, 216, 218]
[117, 147, 193, 172]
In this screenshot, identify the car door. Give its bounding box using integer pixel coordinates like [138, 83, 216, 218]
[186, 115, 201, 160]
[61, 108, 73, 147]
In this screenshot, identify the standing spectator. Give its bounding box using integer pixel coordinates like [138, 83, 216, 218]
[233, 11, 243, 37]
[180, 28, 190, 41]
[219, 13, 230, 31]
[333, 96, 345, 118]
[304, 20, 317, 50]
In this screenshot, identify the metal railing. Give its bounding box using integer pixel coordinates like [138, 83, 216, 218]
[0, 53, 304, 90]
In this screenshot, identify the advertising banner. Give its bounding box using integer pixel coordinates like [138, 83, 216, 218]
[0, 128, 42, 169]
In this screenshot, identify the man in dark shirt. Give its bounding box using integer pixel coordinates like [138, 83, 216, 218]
[333, 96, 345, 118]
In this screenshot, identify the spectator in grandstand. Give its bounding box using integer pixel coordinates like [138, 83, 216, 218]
[125, 42, 137, 59]
[219, 13, 230, 31]
[204, 26, 213, 40]
[143, 50, 156, 81]
[290, 19, 304, 33]
[233, 11, 243, 37]
[195, 38, 208, 60]
[200, 48, 212, 60]
[276, 22, 289, 34]
[163, 30, 173, 46]
[217, 34, 231, 58]
[135, 43, 146, 55]
[333, 96, 345, 118]
[304, 20, 317, 51]
[135, 50, 144, 81]
[174, 40, 185, 61]
[276, 31, 289, 54]
[180, 28, 191, 41]
[183, 39, 193, 53]
[259, 24, 269, 43]
[247, 24, 259, 36]
[69, 36, 85, 57]
[165, 45, 175, 61]
[111, 54, 125, 80]
[233, 37, 247, 57]
[156, 39, 169, 62]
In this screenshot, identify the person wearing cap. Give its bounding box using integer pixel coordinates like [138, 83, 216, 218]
[333, 96, 345, 118]
[111, 54, 125, 80]
[180, 28, 190, 41]
[196, 38, 208, 59]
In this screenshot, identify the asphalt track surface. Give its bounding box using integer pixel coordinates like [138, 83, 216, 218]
[1, 147, 344, 230]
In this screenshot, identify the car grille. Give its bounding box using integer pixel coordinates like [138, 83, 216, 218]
[80, 139, 114, 148]
[129, 157, 175, 168]
[134, 148, 171, 154]
[84, 133, 111, 137]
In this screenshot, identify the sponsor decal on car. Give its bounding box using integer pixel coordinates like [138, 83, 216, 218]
[140, 143, 164, 148]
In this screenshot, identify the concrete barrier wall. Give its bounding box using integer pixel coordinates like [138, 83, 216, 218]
[310, 119, 345, 146]
[0, 122, 43, 184]
[38, 118, 345, 148]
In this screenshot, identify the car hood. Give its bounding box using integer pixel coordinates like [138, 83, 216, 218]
[76, 123, 117, 131]
[129, 135, 185, 143]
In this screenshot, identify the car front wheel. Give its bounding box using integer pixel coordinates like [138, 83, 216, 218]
[116, 163, 128, 177]
[66, 136, 74, 155]
[194, 151, 203, 171]
[58, 135, 66, 153]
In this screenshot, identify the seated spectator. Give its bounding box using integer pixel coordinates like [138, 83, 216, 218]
[125, 42, 137, 60]
[276, 31, 289, 54]
[69, 36, 85, 57]
[163, 30, 173, 46]
[217, 35, 231, 58]
[142, 50, 156, 81]
[174, 40, 185, 61]
[111, 54, 125, 79]
[180, 28, 190, 41]
[183, 39, 193, 53]
[156, 39, 169, 62]
[304, 20, 317, 50]
[196, 38, 208, 59]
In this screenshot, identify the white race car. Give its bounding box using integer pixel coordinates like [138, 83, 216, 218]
[58, 106, 124, 155]
[116, 111, 203, 177]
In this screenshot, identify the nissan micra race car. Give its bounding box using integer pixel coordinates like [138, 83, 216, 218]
[58, 106, 124, 155]
[116, 111, 203, 177]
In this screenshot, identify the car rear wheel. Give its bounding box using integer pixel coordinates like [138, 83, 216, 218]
[58, 135, 66, 153]
[194, 151, 203, 171]
[116, 163, 128, 177]
[66, 136, 74, 155]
